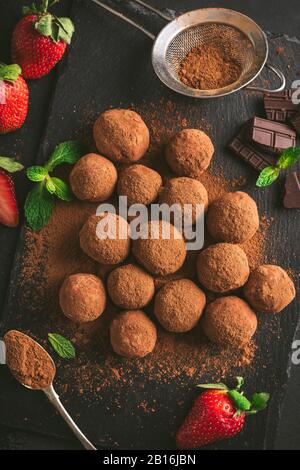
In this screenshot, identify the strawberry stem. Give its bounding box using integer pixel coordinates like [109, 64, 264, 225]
[197, 377, 270, 415]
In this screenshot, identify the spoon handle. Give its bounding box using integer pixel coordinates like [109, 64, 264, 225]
[43, 384, 96, 450]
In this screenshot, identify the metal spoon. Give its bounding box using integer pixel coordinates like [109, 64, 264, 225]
[0, 336, 96, 450]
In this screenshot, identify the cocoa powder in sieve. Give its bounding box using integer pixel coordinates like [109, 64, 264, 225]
[177, 26, 248, 90]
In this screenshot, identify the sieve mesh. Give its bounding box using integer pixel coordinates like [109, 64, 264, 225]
[165, 23, 257, 91]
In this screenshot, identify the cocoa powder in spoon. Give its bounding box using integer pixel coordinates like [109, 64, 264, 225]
[4, 330, 55, 389]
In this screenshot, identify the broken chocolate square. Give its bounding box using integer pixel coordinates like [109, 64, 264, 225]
[283, 172, 300, 209]
[264, 90, 299, 122]
[228, 125, 278, 171]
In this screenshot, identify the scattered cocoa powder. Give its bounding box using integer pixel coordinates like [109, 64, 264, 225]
[16, 98, 272, 406]
[4, 330, 55, 389]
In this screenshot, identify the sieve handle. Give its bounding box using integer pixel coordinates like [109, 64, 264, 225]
[89, 0, 172, 40]
[246, 63, 286, 93]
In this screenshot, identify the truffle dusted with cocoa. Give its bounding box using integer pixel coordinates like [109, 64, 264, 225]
[4, 330, 56, 389]
[93, 109, 150, 163]
[117, 164, 162, 206]
[154, 279, 206, 333]
[132, 220, 186, 276]
[70, 153, 117, 202]
[159, 177, 208, 224]
[107, 263, 155, 309]
[79, 213, 130, 265]
[165, 129, 214, 178]
[244, 264, 296, 314]
[197, 243, 249, 293]
[206, 191, 259, 243]
[202, 296, 257, 348]
[110, 310, 157, 358]
[59, 273, 106, 323]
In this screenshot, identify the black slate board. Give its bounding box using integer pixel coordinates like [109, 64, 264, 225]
[0, 0, 299, 450]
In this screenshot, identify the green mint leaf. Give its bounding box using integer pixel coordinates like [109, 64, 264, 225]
[45, 177, 56, 194]
[197, 383, 228, 390]
[49, 177, 73, 201]
[26, 166, 48, 182]
[228, 390, 251, 411]
[55, 17, 75, 44]
[0, 157, 24, 173]
[48, 333, 75, 359]
[34, 14, 53, 38]
[25, 183, 55, 231]
[250, 392, 270, 411]
[0, 64, 22, 82]
[277, 147, 300, 170]
[256, 166, 280, 187]
[46, 141, 84, 171]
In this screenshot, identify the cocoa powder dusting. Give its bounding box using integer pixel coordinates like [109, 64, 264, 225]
[18, 98, 269, 404]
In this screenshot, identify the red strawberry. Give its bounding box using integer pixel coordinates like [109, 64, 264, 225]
[0, 171, 19, 227]
[176, 377, 269, 449]
[12, 1, 75, 79]
[0, 64, 29, 134]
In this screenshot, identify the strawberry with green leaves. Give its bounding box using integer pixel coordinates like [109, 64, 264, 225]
[176, 377, 269, 449]
[25, 140, 84, 231]
[0, 157, 24, 227]
[12, 0, 75, 79]
[0, 64, 29, 134]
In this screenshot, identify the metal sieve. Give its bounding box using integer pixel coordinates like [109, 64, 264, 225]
[90, 0, 286, 98]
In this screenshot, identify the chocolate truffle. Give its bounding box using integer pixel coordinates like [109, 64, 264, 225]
[165, 129, 214, 178]
[93, 109, 150, 163]
[197, 243, 249, 293]
[70, 153, 117, 202]
[132, 220, 186, 276]
[80, 213, 130, 265]
[59, 273, 106, 323]
[244, 264, 296, 313]
[154, 279, 206, 332]
[110, 310, 157, 358]
[107, 263, 155, 309]
[206, 191, 259, 243]
[202, 296, 257, 347]
[118, 164, 162, 205]
[159, 177, 208, 224]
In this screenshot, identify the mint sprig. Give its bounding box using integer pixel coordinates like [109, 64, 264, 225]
[25, 141, 84, 231]
[48, 333, 75, 359]
[0, 156, 24, 173]
[256, 147, 300, 187]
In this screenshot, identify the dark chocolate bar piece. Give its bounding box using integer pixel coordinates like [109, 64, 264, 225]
[228, 125, 278, 171]
[283, 172, 300, 209]
[246, 116, 296, 154]
[291, 112, 300, 135]
[264, 90, 299, 122]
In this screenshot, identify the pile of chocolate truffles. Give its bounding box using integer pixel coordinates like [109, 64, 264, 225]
[59, 108, 296, 359]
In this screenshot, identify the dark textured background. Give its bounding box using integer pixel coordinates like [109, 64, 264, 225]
[0, 0, 299, 450]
